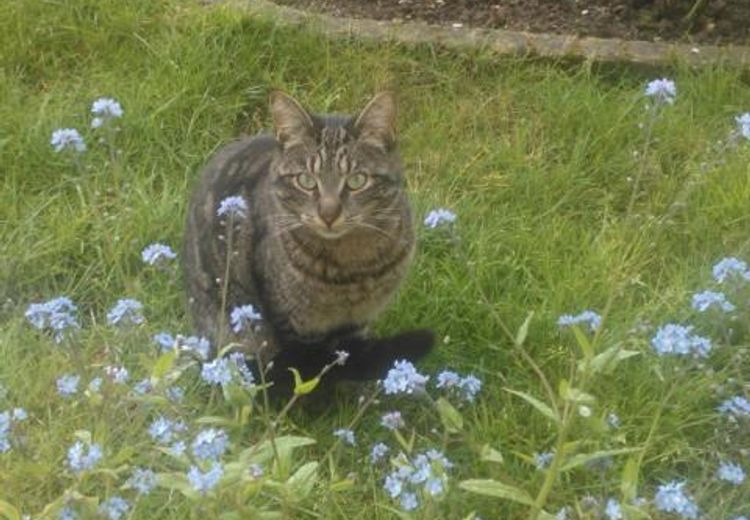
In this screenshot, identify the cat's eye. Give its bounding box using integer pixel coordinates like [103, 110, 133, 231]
[346, 173, 368, 191]
[296, 172, 317, 191]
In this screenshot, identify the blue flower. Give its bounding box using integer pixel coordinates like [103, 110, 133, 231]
[424, 208, 456, 228]
[88, 377, 102, 393]
[654, 481, 698, 519]
[25, 296, 79, 343]
[191, 428, 229, 461]
[384, 473, 403, 498]
[58, 506, 77, 520]
[534, 451, 554, 470]
[165, 386, 185, 403]
[604, 498, 622, 520]
[12, 408, 27, 421]
[0, 411, 12, 453]
[230, 304, 262, 333]
[97, 496, 129, 520]
[370, 442, 389, 463]
[436, 370, 460, 388]
[718, 396, 750, 418]
[148, 416, 185, 445]
[56, 374, 80, 397]
[735, 113, 750, 140]
[106, 298, 144, 326]
[691, 290, 735, 312]
[557, 310, 602, 331]
[436, 370, 482, 402]
[607, 412, 621, 429]
[228, 352, 255, 387]
[67, 440, 102, 474]
[333, 428, 356, 446]
[713, 257, 749, 284]
[644, 79, 676, 105]
[459, 374, 482, 402]
[201, 358, 233, 386]
[249, 463, 264, 479]
[177, 335, 211, 359]
[187, 463, 223, 494]
[216, 195, 248, 219]
[91, 97, 123, 129]
[169, 440, 186, 457]
[128, 467, 157, 495]
[651, 323, 711, 358]
[382, 360, 429, 395]
[381, 411, 405, 430]
[153, 332, 175, 351]
[133, 378, 152, 395]
[399, 492, 419, 511]
[104, 365, 129, 384]
[141, 243, 176, 266]
[51, 128, 86, 153]
[717, 461, 746, 485]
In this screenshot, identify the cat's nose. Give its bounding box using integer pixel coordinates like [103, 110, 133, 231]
[318, 196, 342, 227]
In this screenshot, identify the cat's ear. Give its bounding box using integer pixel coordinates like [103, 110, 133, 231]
[269, 90, 314, 147]
[354, 92, 397, 151]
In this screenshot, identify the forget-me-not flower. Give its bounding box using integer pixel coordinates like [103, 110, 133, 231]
[735, 113, 750, 140]
[141, 243, 176, 266]
[333, 428, 356, 446]
[651, 323, 711, 358]
[191, 428, 229, 461]
[713, 257, 749, 283]
[104, 365, 129, 384]
[153, 332, 175, 351]
[67, 440, 102, 474]
[557, 310, 602, 332]
[383, 360, 429, 395]
[230, 304, 262, 333]
[187, 463, 223, 494]
[654, 480, 698, 519]
[56, 374, 80, 397]
[178, 335, 211, 359]
[692, 290, 735, 312]
[106, 298, 144, 326]
[381, 411, 405, 430]
[717, 461, 746, 485]
[148, 416, 185, 445]
[370, 442, 389, 463]
[128, 467, 157, 495]
[534, 451, 554, 470]
[25, 296, 79, 343]
[97, 496, 129, 520]
[201, 357, 232, 386]
[51, 128, 86, 153]
[604, 498, 623, 520]
[424, 208, 456, 228]
[90, 97, 123, 129]
[217, 195, 248, 219]
[645, 79, 677, 105]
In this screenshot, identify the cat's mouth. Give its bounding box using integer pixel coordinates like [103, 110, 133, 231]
[311, 225, 351, 240]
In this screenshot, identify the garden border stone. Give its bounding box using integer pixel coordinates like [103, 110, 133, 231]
[227, 0, 750, 67]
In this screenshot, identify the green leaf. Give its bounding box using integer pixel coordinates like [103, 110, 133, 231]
[504, 388, 560, 424]
[0, 500, 21, 520]
[151, 349, 177, 380]
[329, 478, 355, 492]
[286, 461, 319, 499]
[288, 367, 320, 395]
[621, 456, 640, 502]
[515, 311, 534, 346]
[559, 447, 641, 472]
[479, 444, 504, 464]
[157, 472, 201, 499]
[579, 346, 640, 375]
[459, 479, 534, 505]
[238, 435, 316, 468]
[435, 396, 464, 433]
[558, 382, 596, 404]
[571, 325, 594, 360]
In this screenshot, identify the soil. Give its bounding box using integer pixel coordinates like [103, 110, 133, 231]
[272, 0, 750, 46]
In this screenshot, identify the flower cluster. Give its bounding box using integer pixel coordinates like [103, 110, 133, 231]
[148, 415, 186, 446]
[424, 208, 456, 229]
[56, 374, 80, 397]
[712, 257, 749, 283]
[0, 409, 27, 453]
[333, 428, 356, 446]
[141, 243, 176, 266]
[91, 97, 123, 129]
[177, 335, 211, 359]
[106, 298, 144, 326]
[191, 428, 229, 461]
[25, 296, 79, 343]
[716, 461, 746, 485]
[217, 195, 248, 219]
[650, 323, 711, 358]
[735, 113, 750, 140]
[645, 78, 677, 105]
[557, 310, 602, 332]
[50, 128, 86, 153]
[104, 365, 130, 385]
[435, 370, 482, 402]
[187, 463, 223, 495]
[380, 411, 405, 431]
[383, 449, 452, 511]
[718, 396, 750, 419]
[653, 480, 699, 519]
[98, 496, 129, 520]
[691, 290, 735, 313]
[201, 357, 233, 386]
[229, 304, 262, 333]
[382, 360, 429, 395]
[67, 440, 103, 474]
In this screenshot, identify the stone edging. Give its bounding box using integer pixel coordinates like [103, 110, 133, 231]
[226, 0, 750, 67]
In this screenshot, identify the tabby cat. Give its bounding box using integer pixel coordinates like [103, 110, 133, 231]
[183, 91, 433, 392]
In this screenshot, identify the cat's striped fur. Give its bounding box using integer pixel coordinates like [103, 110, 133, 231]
[183, 92, 433, 392]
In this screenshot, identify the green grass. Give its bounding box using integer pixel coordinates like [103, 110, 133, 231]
[1, 0, 750, 518]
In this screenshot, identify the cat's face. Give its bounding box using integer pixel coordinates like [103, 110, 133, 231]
[269, 92, 406, 240]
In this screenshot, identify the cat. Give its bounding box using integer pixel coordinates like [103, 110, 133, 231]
[182, 91, 434, 394]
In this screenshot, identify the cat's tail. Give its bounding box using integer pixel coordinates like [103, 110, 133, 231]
[262, 329, 435, 396]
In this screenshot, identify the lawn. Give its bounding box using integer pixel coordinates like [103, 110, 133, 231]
[1, 0, 749, 518]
